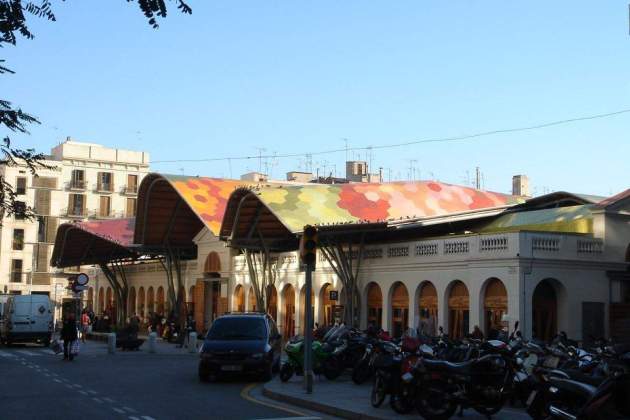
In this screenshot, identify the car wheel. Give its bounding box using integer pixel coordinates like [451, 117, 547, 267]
[198, 364, 210, 383]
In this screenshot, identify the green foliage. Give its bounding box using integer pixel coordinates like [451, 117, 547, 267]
[0, 0, 192, 223]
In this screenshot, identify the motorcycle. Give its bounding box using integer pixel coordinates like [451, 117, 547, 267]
[279, 337, 344, 382]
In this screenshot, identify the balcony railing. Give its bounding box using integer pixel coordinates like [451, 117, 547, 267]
[95, 183, 114, 193]
[68, 180, 86, 190]
[123, 185, 138, 194]
[62, 207, 86, 218]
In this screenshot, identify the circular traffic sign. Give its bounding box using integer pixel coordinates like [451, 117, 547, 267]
[76, 273, 89, 286]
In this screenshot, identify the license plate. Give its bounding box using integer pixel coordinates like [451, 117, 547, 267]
[221, 365, 242, 372]
[526, 390, 537, 406]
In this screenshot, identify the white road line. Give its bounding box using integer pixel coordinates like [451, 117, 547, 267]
[128, 417, 141, 420]
[65, 384, 74, 389]
[43, 349, 56, 355]
[16, 350, 37, 356]
[123, 407, 136, 413]
[53, 379, 62, 383]
[113, 408, 126, 414]
[72, 384, 83, 389]
[141, 417, 156, 420]
[0, 351, 14, 358]
[103, 397, 115, 403]
[78, 391, 88, 396]
[92, 397, 103, 404]
[44, 373, 51, 377]
[87, 390, 97, 395]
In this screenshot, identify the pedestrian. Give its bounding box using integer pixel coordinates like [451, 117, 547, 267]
[61, 313, 78, 361]
[471, 325, 484, 340]
[80, 310, 90, 343]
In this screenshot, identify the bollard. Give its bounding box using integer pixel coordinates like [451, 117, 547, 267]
[188, 332, 197, 353]
[148, 332, 157, 353]
[107, 333, 116, 354]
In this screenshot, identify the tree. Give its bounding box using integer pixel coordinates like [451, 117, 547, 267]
[244, 249, 279, 313]
[0, 0, 192, 223]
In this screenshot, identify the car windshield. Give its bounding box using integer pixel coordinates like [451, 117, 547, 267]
[206, 317, 266, 340]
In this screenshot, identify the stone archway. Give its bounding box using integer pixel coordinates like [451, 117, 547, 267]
[233, 285, 245, 312]
[248, 286, 257, 312]
[282, 285, 296, 340]
[482, 278, 508, 338]
[366, 282, 383, 329]
[417, 281, 438, 335]
[447, 280, 469, 339]
[98, 287, 105, 314]
[390, 282, 409, 338]
[128, 287, 136, 317]
[268, 285, 278, 321]
[137, 287, 145, 317]
[320, 283, 334, 327]
[204, 251, 221, 274]
[156, 286, 165, 314]
[532, 279, 558, 342]
[147, 287, 155, 313]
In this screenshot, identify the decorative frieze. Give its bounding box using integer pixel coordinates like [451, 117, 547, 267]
[388, 246, 409, 258]
[532, 237, 560, 252]
[480, 236, 508, 252]
[444, 241, 469, 254]
[577, 239, 603, 254]
[415, 243, 439, 256]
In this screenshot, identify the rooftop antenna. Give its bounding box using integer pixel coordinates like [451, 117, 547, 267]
[343, 138, 349, 162]
[255, 147, 266, 173]
[475, 166, 481, 189]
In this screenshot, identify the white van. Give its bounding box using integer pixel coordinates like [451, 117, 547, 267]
[1, 294, 53, 346]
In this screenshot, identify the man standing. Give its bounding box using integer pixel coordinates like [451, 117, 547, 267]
[61, 313, 78, 361]
[81, 310, 90, 343]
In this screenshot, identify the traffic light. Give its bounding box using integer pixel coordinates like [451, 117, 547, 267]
[300, 225, 318, 268]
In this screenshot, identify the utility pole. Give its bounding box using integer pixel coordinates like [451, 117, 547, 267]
[300, 226, 317, 394]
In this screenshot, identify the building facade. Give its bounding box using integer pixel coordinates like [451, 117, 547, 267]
[0, 139, 149, 311]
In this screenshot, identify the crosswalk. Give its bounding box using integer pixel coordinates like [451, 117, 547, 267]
[0, 348, 58, 358]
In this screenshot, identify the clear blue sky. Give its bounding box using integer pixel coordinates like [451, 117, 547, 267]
[3, 1, 629, 196]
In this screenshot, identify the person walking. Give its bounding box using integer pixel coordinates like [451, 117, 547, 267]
[61, 313, 78, 361]
[80, 310, 90, 343]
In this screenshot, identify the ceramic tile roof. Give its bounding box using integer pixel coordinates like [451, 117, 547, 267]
[75, 218, 136, 247]
[248, 181, 522, 233]
[156, 175, 523, 235]
[479, 205, 594, 234]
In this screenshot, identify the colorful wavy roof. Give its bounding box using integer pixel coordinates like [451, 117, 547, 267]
[254, 181, 523, 233]
[75, 218, 136, 247]
[479, 205, 594, 234]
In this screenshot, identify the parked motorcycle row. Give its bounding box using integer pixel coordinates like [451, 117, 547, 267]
[281, 323, 630, 419]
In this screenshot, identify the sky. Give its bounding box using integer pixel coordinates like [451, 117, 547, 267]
[3, 1, 629, 197]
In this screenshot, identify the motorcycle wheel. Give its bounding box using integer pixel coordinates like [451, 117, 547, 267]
[352, 361, 371, 385]
[323, 357, 342, 380]
[371, 374, 387, 408]
[415, 379, 457, 420]
[279, 363, 294, 382]
[390, 387, 415, 414]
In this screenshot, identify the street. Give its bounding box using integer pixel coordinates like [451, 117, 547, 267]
[0, 342, 296, 420]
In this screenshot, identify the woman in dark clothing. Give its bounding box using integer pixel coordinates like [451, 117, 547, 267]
[61, 314, 78, 361]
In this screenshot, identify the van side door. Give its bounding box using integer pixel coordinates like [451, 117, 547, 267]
[11, 297, 32, 335]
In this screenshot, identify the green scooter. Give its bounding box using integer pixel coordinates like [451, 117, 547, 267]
[279, 337, 345, 381]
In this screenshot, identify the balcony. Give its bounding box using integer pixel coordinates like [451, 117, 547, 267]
[62, 207, 86, 218]
[95, 183, 114, 194]
[10, 271, 26, 283]
[89, 209, 123, 219]
[67, 180, 86, 191]
[122, 184, 138, 195]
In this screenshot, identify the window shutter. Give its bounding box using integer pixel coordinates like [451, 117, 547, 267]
[32, 177, 57, 189]
[45, 217, 58, 243]
[36, 244, 49, 272]
[34, 189, 51, 215]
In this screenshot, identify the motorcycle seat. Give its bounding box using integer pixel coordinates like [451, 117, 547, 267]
[423, 358, 474, 373]
[549, 377, 597, 400]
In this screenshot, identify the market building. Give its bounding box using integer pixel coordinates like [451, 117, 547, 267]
[51, 174, 630, 344]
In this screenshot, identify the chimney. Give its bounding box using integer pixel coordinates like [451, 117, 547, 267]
[512, 175, 530, 196]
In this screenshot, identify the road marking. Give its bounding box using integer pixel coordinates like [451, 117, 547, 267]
[92, 397, 103, 403]
[16, 350, 37, 356]
[240, 383, 309, 418]
[78, 391, 88, 396]
[53, 379, 62, 383]
[73, 384, 83, 389]
[44, 373, 51, 377]
[140, 417, 156, 420]
[87, 390, 98, 395]
[65, 384, 74, 389]
[103, 397, 115, 403]
[123, 407, 136, 413]
[0, 351, 14, 358]
[43, 349, 56, 355]
[113, 408, 126, 414]
[128, 417, 141, 420]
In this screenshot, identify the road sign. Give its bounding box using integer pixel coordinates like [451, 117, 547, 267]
[76, 273, 89, 286]
[329, 290, 338, 301]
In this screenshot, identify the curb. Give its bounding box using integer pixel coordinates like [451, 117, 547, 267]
[262, 383, 385, 420]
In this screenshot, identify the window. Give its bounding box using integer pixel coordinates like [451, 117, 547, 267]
[97, 172, 113, 192]
[12, 229, 24, 250]
[68, 194, 85, 216]
[32, 176, 57, 189]
[99, 196, 111, 217]
[126, 198, 137, 217]
[38, 217, 46, 242]
[126, 174, 138, 193]
[11, 259, 23, 283]
[71, 170, 85, 189]
[16, 177, 26, 195]
[14, 201, 26, 220]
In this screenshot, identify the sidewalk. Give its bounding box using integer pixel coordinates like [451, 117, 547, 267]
[83, 333, 201, 356]
[262, 375, 530, 420]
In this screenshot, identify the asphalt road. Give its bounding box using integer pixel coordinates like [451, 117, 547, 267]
[0, 342, 298, 420]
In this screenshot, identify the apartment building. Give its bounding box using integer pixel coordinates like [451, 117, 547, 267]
[0, 139, 149, 303]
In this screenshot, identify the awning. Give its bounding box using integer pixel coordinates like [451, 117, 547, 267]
[478, 205, 594, 234]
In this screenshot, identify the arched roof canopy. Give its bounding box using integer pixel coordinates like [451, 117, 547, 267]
[51, 218, 137, 268]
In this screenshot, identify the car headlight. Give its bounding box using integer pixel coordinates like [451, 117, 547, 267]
[250, 353, 264, 360]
